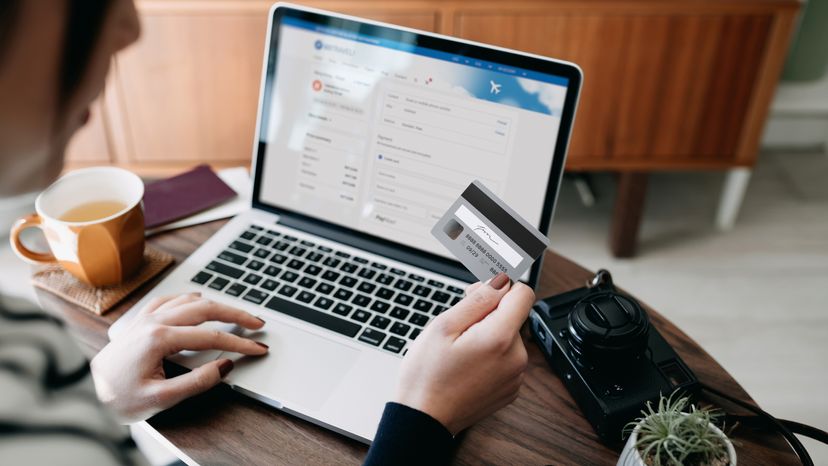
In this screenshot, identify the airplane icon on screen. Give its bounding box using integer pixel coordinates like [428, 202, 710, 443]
[489, 80, 501, 95]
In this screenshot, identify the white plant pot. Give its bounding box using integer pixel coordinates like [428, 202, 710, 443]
[617, 414, 737, 466]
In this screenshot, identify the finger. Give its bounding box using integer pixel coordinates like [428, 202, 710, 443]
[164, 327, 269, 356]
[154, 358, 234, 410]
[153, 292, 203, 314]
[464, 281, 483, 295]
[156, 299, 265, 330]
[478, 282, 535, 335]
[438, 273, 511, 335]
[139, 294, 187, 314]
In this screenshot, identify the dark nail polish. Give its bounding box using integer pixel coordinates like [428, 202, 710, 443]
[490, 272, 509, 290]
[218, 359, 234, 378]
[255, 341, 269, 350]
[255, 316, 266, 325]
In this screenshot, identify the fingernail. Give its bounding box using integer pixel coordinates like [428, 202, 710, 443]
[218, 359, 234, 378]
[255, 316, 266, 325]
[489, 272, 509, 290]
[255, 341, 269, 350]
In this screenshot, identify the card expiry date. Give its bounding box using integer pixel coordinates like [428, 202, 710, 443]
[431, 180, 550, 282]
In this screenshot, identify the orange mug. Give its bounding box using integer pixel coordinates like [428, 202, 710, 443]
[10, 167, 146, 287]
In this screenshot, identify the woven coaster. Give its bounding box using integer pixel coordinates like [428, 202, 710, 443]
[31, 247, 175, 316]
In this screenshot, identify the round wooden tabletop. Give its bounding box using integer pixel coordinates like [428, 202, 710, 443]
[37, 220, 799, 465]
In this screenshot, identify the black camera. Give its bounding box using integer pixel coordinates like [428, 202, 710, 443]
[529, 270, 699, 444]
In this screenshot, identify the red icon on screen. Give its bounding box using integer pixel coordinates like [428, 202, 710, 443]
[312, 80, 323, 91]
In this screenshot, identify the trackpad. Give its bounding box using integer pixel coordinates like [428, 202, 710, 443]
[224, 324, 360, 411]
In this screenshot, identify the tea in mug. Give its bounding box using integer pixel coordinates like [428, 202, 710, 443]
[59, 200, 127, 222]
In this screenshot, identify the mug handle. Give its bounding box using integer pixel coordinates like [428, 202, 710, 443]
[10, 213, 57, 264]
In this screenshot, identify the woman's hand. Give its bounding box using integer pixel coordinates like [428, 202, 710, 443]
[90, 292, 268, 423]
[394, 273, 534, 435]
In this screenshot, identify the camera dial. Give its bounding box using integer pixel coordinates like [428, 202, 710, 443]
[566, 291, 650, 367]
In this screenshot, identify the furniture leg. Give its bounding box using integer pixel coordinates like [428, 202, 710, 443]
[609, 172, 648, 258]
[715, 168, 752, 230]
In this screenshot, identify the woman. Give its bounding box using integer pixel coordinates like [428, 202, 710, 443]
[0, 1, 534, 465]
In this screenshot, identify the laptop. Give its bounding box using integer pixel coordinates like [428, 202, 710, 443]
[110, 3, 582, 443]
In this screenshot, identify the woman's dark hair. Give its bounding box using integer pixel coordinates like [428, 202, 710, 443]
[0, 0, 113, 108]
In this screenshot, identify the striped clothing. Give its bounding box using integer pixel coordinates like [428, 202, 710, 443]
[0, 295, 147, 465]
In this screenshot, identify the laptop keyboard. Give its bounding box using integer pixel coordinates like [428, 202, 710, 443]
[189, 224, 465, 357]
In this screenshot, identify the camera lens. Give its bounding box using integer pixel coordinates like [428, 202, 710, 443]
[566, 291, 650, 368]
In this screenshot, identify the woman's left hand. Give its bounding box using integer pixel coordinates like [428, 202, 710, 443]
[90, 292, 268, 423]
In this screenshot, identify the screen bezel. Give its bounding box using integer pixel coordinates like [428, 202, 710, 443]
[252, 4, 582, 287]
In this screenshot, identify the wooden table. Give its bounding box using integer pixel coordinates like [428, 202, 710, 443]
[38, 220, 799, 465]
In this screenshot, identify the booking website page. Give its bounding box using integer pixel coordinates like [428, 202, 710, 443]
[259, 17, 569, 259]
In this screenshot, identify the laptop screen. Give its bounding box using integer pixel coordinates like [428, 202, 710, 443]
[255, 8, 578, 264]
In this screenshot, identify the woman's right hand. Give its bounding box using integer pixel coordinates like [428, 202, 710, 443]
[393, 272, 535, 435]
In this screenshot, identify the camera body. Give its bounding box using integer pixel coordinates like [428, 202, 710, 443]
[529, 271, 698, 444]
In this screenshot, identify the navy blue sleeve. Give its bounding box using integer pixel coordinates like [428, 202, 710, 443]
[363, 402, 455, 466]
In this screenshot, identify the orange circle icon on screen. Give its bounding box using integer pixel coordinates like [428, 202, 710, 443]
[312, 80, 323, 91]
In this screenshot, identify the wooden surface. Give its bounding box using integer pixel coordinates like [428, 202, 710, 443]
[37, 219, 800, 465]
[609, 172, 648, 258]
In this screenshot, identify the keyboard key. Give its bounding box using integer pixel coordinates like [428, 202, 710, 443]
[335, 251, 351, 258]
[390, 268, 405, 276]
[358, 328, 386, 346]
[408, 273, 425, 282]
[427, 279, 445, 289]
[432, 305, 448, 316]
[352, 294, 371, 307]
[281, 271, 298, 282]
[432, 291, 451, 304]
[390, 307, 409, 320]
[300, 239, 315, 247]
[383, 336, 406, 354]
[262, 279, 279, 291]
[270, 253, 287, 264]
[254, 248, 271, 259]
[265, 229, 281, 237]
[370, 300, 390, 314]
[323, 257, 341, 268]
[297, 291, 315, 304]
[412, 285, 431, 297]
[191, 271, 212, 284]
[304, 264, 322, 276]
[314, 297, 334, 310]
[357, 268, 376, 280]
[250, 225, 263, 231]
[243, 273, 262, 285]
[283, 235, 297, 242]
[447, 285, 464, 294]
[390, 322, 411, 337]
[277, 285, 297, 298]
[357, 282, 376, 294]
[298, 277, 317, 289]
[218, 250, 246, 265]
[370, 262, 388, 270]
[306, 252, 324, 263]
[289, 246, 307, 257]
[353, 256, 369, 264]
[225, 283, 247, 297]
[413, 299, 433, 313]
[286, 259, 305, 270]
[451, 296, 462, 306]
[265, 296, 360, 338]
[339, 276, 358, 288]
[394, 293, 413, 306]
[229, 241, 254, 253]
[370, 315, 391, 330]
[377, 273, 394, 285]
[272, 241, 290, 251]
[315, 282, 334, 295]
[322, 270, 340, 282]
[334, 289, 353, 301]
[256, 236, 273, 246]
[317, 245, 332, 253]
[410, 328, 422, 340]
[409, 312, 429, 327]
[340, 262, 358, 274]
[208, 277, 229, 290]
[351, 309, 371, 323]
[264, 265, 281, 277]
[207, 261, 244, 279]
[240, 230, 256, 240]
[394, 279, 413, 291]
[246, 260, 265, 271]
[333, 303, 353, 316]
[375, 287, 394, 300]
[243, 289, 269, 305]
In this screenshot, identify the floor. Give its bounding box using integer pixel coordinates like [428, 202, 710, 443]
[551, 150, 828, 464]
[1, 150, 825, 464]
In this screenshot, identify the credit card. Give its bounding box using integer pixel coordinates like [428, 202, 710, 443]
[431, 180, 550, 282]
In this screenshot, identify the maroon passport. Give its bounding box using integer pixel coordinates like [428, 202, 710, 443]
[143, 164, 237, 229]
